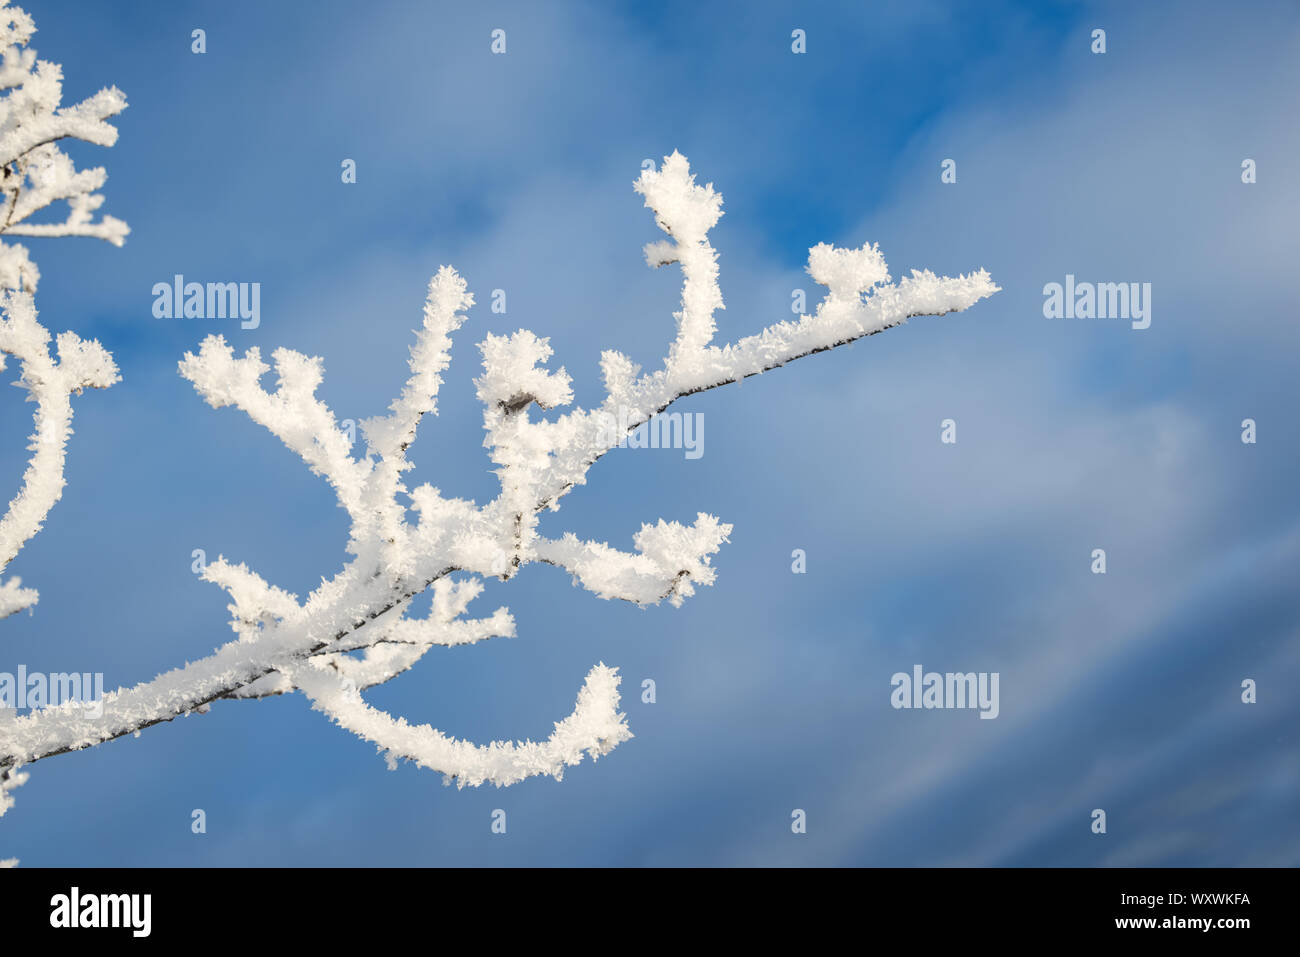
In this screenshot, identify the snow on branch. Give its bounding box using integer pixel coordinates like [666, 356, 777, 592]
[0, 0, 128, 293]
[0, 576, 34, 619]
[361, 265, 472, 460]
[0, 149, 996, 805]
[288, 659, 630, 788]
[534, 513, 731, 606]
[0, 4, 127, 848]
[178, 338, 374, 529]
[0, 290, 119, 616]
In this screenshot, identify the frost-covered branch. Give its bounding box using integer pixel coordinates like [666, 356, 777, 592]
[228, 576, 516, 700]
[0, 287, 118, 616]
[534, 514, 731, 606]
[0, 0, 128, 292]
[0, 0, 127, 612]
[291, 659, 630, 788]
[0, 5, 127, 850]
[0, 572, 33, 619]
[0, 150, 995, 801]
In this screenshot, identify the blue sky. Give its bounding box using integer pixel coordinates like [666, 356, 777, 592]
[1, 0, 1296, 865]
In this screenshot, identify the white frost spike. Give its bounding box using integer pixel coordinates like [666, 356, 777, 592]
[476, 330, 573, 413]
[203, 558, 303, 638]
[0, 763, 26, 825]
[1, 147, 996, 805]
[178, 337, 373, 529]
[361, 265, 472, 460]
[0, 576, 34, 618]
[292, 661, 631, 788]
[635, 151, 725, 366]
[536, 513, 731, 607]
[0, 291, 120, 582]
[808, 241, 891, 317]
[599, 350, 639, 403]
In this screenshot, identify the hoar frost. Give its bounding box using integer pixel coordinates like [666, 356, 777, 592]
[0, 0, 999, 846]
